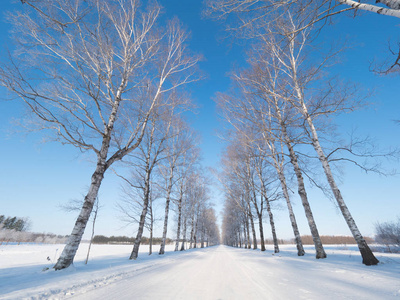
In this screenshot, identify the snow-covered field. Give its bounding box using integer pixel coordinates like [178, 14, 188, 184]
[1, 243, 399, 299]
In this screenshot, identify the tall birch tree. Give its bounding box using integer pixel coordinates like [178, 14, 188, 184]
[158, 119, 197, 255]
[0, 0, 200, 270]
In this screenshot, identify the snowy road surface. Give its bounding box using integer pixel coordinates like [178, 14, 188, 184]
[1, 244, 400, 299]
[69, 245, 400, 300]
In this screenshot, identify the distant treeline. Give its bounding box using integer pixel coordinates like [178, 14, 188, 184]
[93, 235, 174, 245]
[264, 235, 374, 245]
[0, 231, 69, 245]
[0, 214, 69, 245]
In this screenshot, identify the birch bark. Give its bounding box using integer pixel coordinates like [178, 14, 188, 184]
[180, 216, 187, 251]
[129, 159, 152, 260]
[245, 214, 251, 249]
[55, 83, 125, 269]
[339, 0, 400, 18]
[265, 138, 305, 255]
[270, 95, 326, 258]
[159, 168, 174, 255]
[297, 94, 379, 265]
[248, 202, 258, 249]
[282, 122, 327, 259]
[175, 191, 183, 251]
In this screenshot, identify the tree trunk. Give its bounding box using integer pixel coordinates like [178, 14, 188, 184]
[159, 171, 174, 255]
[149, 198, 153, 256]
[175, 192, 183, 251]
[189, 213, 195, 249]
[54, 86, 130, 270]
[285, 135, 326, 259]
[180, 216, 187, 251]
[246, 215, 251, 249]
[54, 160, 106, 270]
[193, 210, 199, 249]
[243, 221, 248, 249]
[85, 198, 99, 265]
[302, 104, 379, 265]
[265, 195, 279, 253]
[201, 226, 205, 248]
[266, 138, 305, 256]
[257, 212, 266, 251]
[278, 116, 326, 259]
[130, 166, 151, 260]
[277, 168, 305, 256]
[248, 204, 257, 249]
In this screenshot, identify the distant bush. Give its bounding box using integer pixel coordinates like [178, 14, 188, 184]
[92, 235, 173, 245]
[375, 217, 400, 253]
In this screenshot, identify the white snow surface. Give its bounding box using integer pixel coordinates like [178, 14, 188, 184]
[1, 243, 399, 299]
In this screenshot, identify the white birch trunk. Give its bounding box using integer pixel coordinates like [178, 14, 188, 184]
[243, 221, 248, 249]
[159, 170, 174, 255]
[129, 167, 151, 260]
[149, 198, 153, 256]
[277, 168, 305, 256]
[85, 199, 98, 265]
[274, 99, 326, 259]
[175, 194, 183, 251]
[253, 190, 266, 251]
[54, 159, 106, 269]
[248, 202, 258, 250]
[283, 127, 326, 259]
[180, 216, 187, 251]
[54, 83, 125, 270]
[265, 139, 305, 255]
[257, 211, 265, 251]
[299, 101, 379, 265]
[339, 0, 400, 18]
[189, 212, 195, 249]
[265, 194, 280, 253]
[193, 209, 200, 249]
[246, 215, 251, 249]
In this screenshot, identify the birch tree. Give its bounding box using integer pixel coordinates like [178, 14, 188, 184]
[158, 119, 198, 255]
[173, 149, 200, 251]
[0, 0, 200, 270]
[277, 15, 379, 265]
[217, 75, 327, 258]
[218, 148, 259, 249]
[117, 107, 174, 260]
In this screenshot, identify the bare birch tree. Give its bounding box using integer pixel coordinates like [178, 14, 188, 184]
[158, 119, 198, 255]
[117, 106, 175, 260]
[276, 14, 379, 265]
[173, 149, 200, 251]
[0, 0, 200, 269]
[216, 73, 327, 258]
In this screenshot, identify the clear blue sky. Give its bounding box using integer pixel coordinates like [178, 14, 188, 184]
[0, 1, 399, 241]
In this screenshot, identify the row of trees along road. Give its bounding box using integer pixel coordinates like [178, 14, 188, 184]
[207, 0, 400, 265]
[115, 107, 220, 259]
[0, 0, 221, 270]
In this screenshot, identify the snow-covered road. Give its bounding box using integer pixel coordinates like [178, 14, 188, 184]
[70, 245, 400, 300]
[72, 245, 276, 299]
[1, 244, 400, 299]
